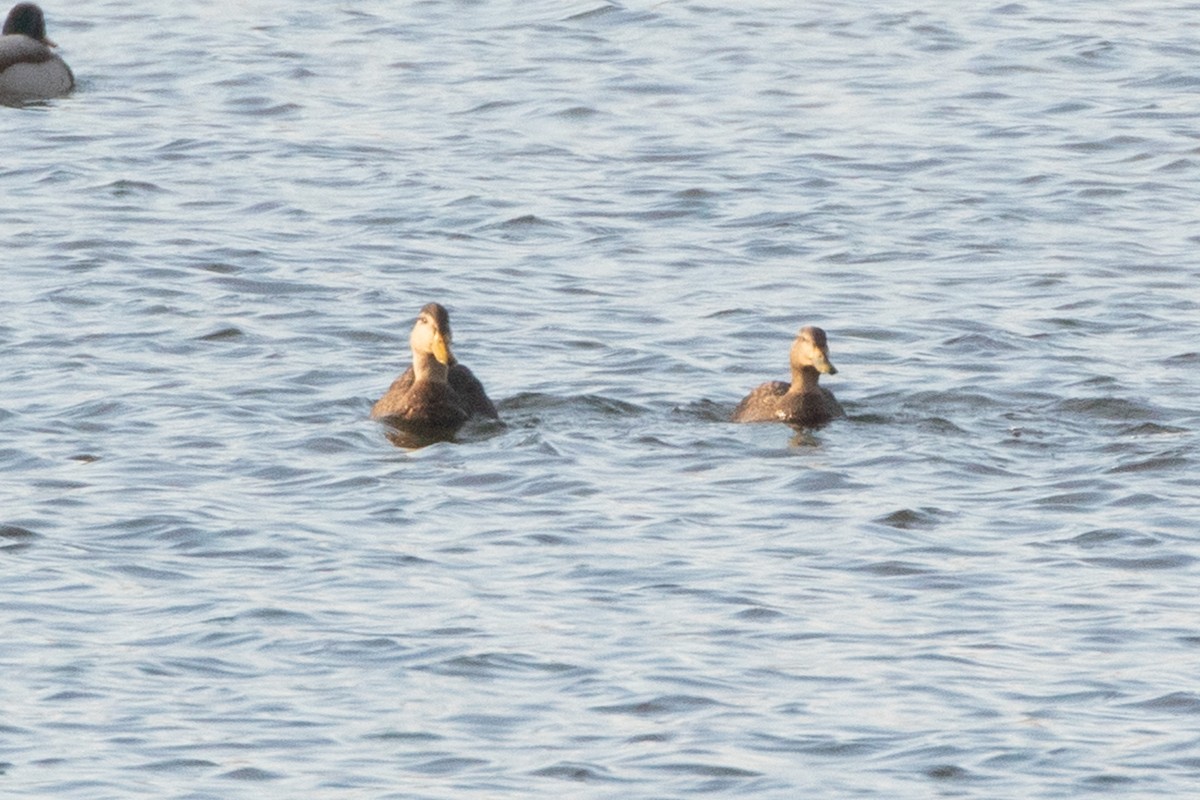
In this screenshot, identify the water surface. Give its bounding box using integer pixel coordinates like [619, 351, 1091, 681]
[3, 1, 1199, 797]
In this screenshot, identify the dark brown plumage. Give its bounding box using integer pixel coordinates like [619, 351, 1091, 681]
[731, 325, 845, 428]
[371, 303, 497, 438]
[379, 362, 499, 421]
[0, 4, 74, 99]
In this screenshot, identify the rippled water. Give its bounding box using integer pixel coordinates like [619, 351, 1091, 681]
[4, 1, 1200, 796]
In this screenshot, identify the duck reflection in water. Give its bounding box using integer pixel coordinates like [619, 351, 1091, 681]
[731, 325, 845, 429]
[371, 303, 498, 447]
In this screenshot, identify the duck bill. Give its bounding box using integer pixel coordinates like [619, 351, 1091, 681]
[431, 334, 452, 365]
[817, 354, 838, 375]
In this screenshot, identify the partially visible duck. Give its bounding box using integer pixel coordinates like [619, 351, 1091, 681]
[731, 325, 845, 428]
[0, 3, 73, 101]
[371, 303, 498, 438]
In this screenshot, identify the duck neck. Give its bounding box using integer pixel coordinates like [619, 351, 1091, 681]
[791, 365, 822, 393]
[412, 350, 450, 384]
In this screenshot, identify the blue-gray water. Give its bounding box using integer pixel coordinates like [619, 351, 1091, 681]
[4, 1, 1199, 797]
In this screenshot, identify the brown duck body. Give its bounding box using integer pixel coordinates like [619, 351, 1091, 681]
[0, 4, 74, 100]
[370, 302, 497, 438]
[731, 380, 844, 427]
[731, 325, 845, 429]
[371, 374, 470, 434]
[377, 361, 498, 421]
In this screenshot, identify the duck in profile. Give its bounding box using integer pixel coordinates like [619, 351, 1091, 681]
[0, 3, 74, 101]
[731, 325, 845, 428]
[371, 303, 498, 438]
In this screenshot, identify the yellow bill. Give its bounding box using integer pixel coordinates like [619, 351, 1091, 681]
[431, 333, 451, 365]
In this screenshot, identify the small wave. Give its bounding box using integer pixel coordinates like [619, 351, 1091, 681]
[1055, 396, 1156, 423]
[591, 695, 723, 716]
[1107, 453, 1190, 474]
[138, 758, 219, 773]
[875, 507, 950, 530]
[1084, 554, 1195, 571]
[408, 757, 489, 776]
[494, 213, 558, 228]
[1121, 692, 1200, 713]
[195, 326, 245, 342]
[563, 4, 621, 22]
[501, 392, 650, 417]
[221, 767, 283, 781]
[551, 105, 599, 119]
[93, 179, 168, 197]
[647, 762, 761, 778]
[0, 525, 40, 552]
[458, 99, 518, 115]
[530, 761, 617, 782]
[420, 652, 586, 679]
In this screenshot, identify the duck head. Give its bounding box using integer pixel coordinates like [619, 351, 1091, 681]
[4, 3, 55, 45]
[410, 302, 454, 368]
[790, 325, 837, 375]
